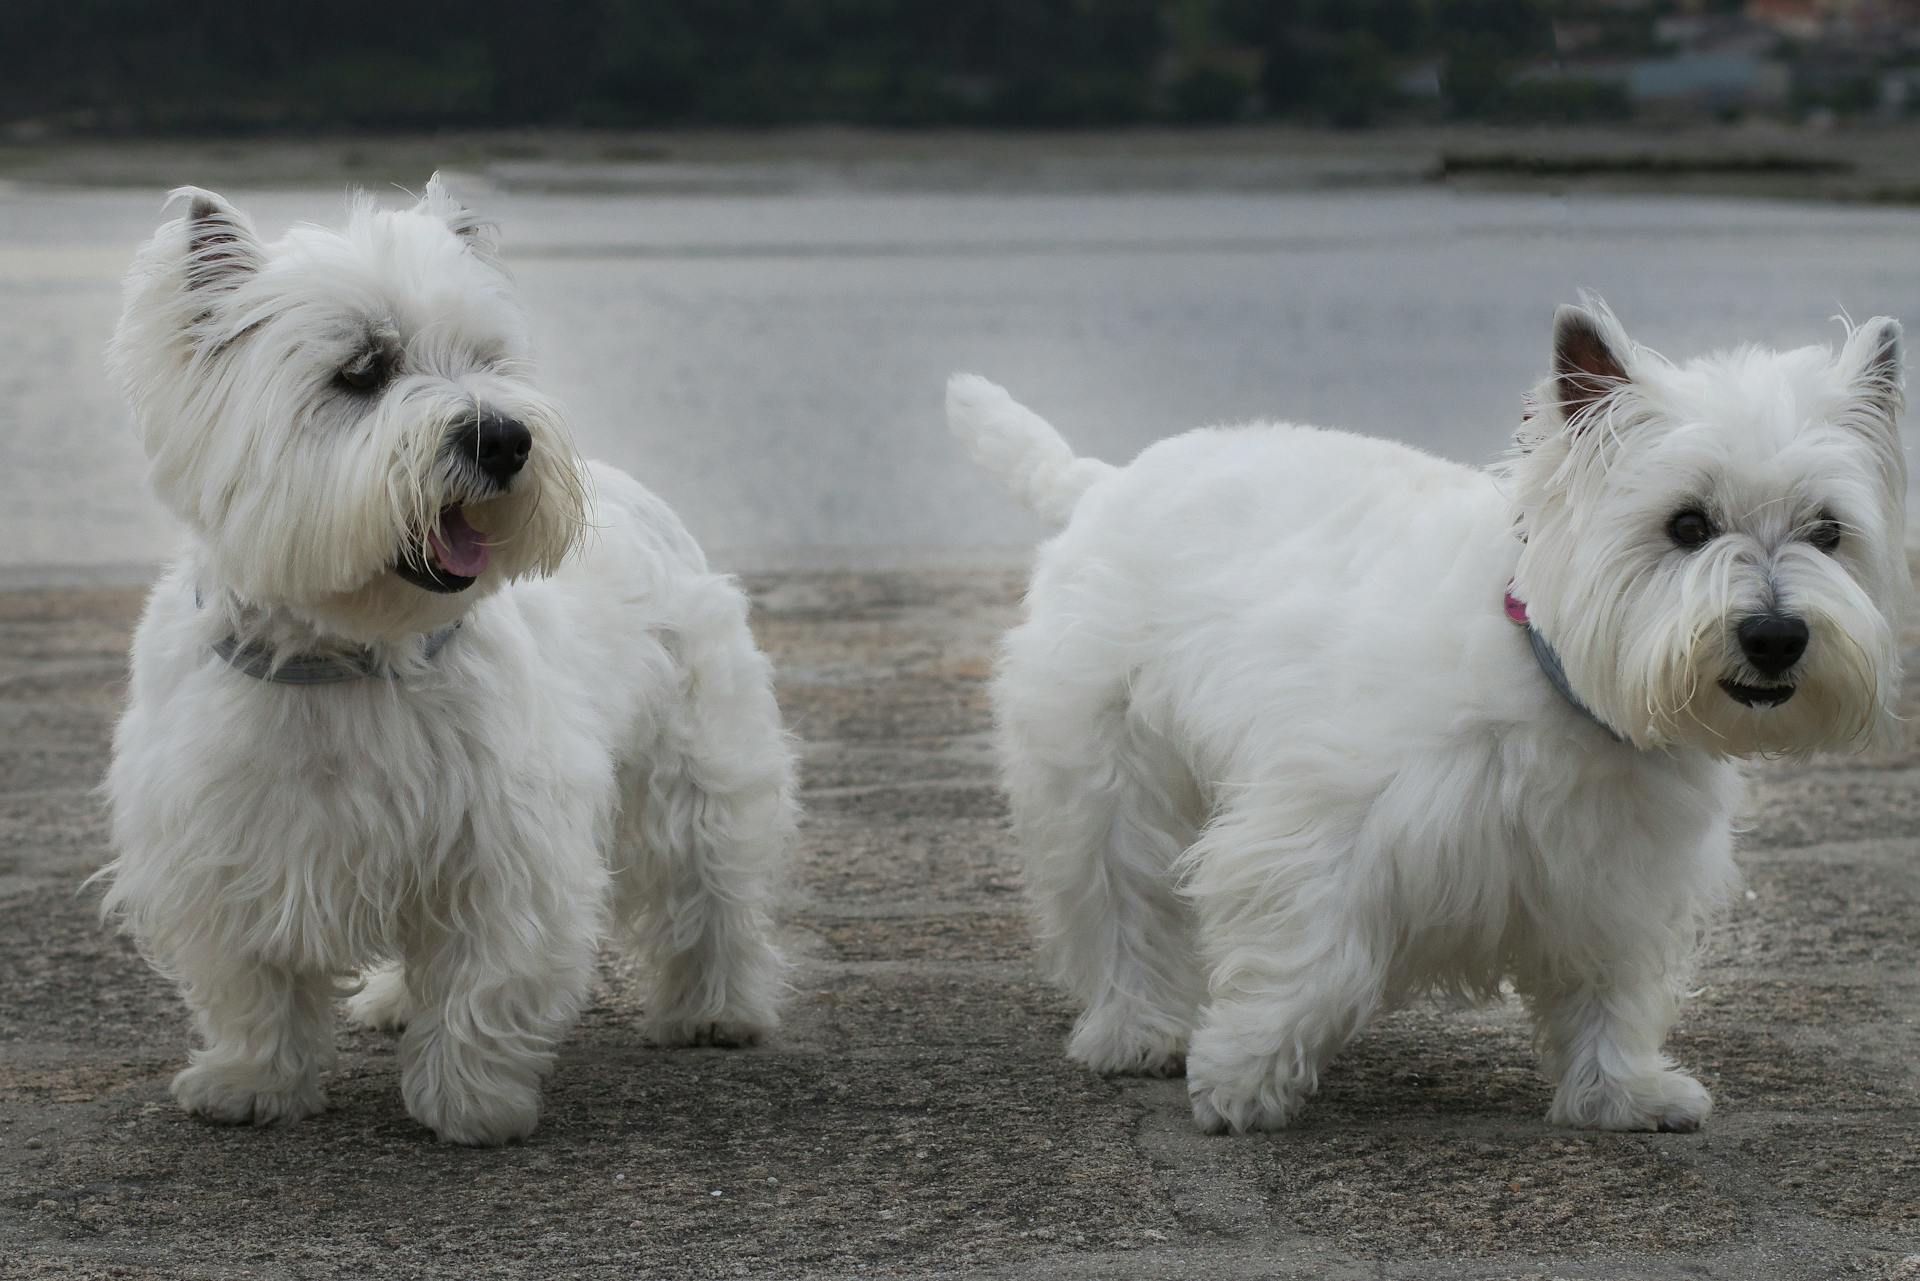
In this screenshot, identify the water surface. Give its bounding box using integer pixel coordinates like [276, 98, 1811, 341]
[4, 178, 1915, 576]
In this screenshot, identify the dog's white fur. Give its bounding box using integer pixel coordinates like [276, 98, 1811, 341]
[948, 300, 1906, 1134]
[99, 178, 796, 1145]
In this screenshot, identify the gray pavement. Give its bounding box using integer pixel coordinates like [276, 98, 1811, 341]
[1, 569, 1916, 1279]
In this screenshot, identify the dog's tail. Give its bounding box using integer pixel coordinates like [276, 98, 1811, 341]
[946, 374, 1115, 526]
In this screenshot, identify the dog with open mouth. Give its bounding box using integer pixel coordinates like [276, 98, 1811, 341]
[98, 177, 797, 1145]
[948, 295, 1907, 1135]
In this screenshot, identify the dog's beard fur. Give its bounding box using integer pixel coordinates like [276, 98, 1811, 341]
[109, 176, 589, 645]
[1507, 298, 1907, 757]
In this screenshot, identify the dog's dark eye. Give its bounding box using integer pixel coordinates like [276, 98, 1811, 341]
[336, 351, 390, 394]
[1667, 508, 1715, 550]
[1808, 512, 1843, 553]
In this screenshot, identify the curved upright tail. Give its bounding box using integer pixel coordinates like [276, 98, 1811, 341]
[946, 374, 1115, 526]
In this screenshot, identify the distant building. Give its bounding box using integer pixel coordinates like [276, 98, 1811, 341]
[1653, 13, 1777, 56]
[1880, 65, 1920, 114]
[1528, 48, 1791, 117]
[1542, 0, 1918, 118]
[1395, 61, 1444, 101]
[1629, 51, 1793, 110]
[1747, 0, 1920, 42]
[1749, 0, 1835, 41]
[1552, 20, 1612, 56]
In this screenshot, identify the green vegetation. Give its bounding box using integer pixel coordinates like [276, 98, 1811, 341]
[0, 0, 1863, 136]
[0, 0, 1579, 133]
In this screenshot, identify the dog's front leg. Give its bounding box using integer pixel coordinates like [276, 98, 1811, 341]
[396, 840, 605, 1146]
[1526, 973, 1711, 1132]
[169, 951, 334, 1127]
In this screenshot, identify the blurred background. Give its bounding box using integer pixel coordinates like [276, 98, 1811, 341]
[3, 0, 1918, 577]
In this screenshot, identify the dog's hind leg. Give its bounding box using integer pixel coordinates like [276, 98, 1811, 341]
[1180, 802, 1391, 1133]
[1002, 656, 1204, 1077]
[611, 588, 795, 1048]
[344, 960, 412, 1033]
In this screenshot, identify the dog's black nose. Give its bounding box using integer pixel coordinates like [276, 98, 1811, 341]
[453, 410, 532, 484]
[1737, 613, 1809, 677]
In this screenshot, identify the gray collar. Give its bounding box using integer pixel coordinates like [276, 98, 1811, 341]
[1523, 624, 1624, 744]
[197, 589, 461, 685]
[1505, 585, 1624, 744]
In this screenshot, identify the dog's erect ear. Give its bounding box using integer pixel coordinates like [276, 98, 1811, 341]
[167, 187, 263, 296]
[1552, 303, 1631, 431]
[418, 172, 499, 258]
[1839, 316, 1903, 424]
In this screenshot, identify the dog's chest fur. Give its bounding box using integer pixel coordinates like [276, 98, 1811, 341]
[105, 566, 676, 972]
[1358, 726, 1740, 995]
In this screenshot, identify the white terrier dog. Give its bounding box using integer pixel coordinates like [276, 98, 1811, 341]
[99, 177, 796, 1145]
[948, 299, 1906, 1135]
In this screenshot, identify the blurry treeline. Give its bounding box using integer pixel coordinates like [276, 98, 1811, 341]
[4, 0, 1594, 133]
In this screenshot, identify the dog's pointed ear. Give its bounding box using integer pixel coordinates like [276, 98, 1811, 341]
[418, 172, 499, 259]
[1552, 303, 1632, 432]
[168, 187, 263, 296]
[1840, 316, 1903, 424]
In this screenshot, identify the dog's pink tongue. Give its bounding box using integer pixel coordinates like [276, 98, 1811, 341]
[427, 508, 491, 578]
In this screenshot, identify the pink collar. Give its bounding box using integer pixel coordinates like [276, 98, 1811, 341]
[1503, 587, 1530, 626]
[1504, 581, 1625, 743]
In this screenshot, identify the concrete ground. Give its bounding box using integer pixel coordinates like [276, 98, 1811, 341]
[1, 570, 1915, 1280]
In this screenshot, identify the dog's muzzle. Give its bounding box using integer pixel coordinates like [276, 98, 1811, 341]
[1721, 612, 1807, 708]
[393, 412, 532, 593]
[452, 409, 531, 488]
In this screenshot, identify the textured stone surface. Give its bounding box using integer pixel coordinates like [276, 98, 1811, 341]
[2, 570, 1916, 1280]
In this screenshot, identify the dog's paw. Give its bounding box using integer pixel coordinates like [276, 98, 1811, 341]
[648, 973, 782, 1049]
[1186, 1077, 1305, 1135]
[644, 939, 787, 1050]
[1068, 1014, 1187, 1078]
[1548, 1068, 1712, 1133]
[171, 1063, 325, 1128]
[1185, 1029, 1311, 1134]
[404, 1076, 542, 1147]
[650, 1015, 773, 1049]
[344, 963, 412, 1033]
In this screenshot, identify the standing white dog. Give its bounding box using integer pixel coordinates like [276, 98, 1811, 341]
[948, 299, 1906, 1134]
[100, 177, 796, 1145]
